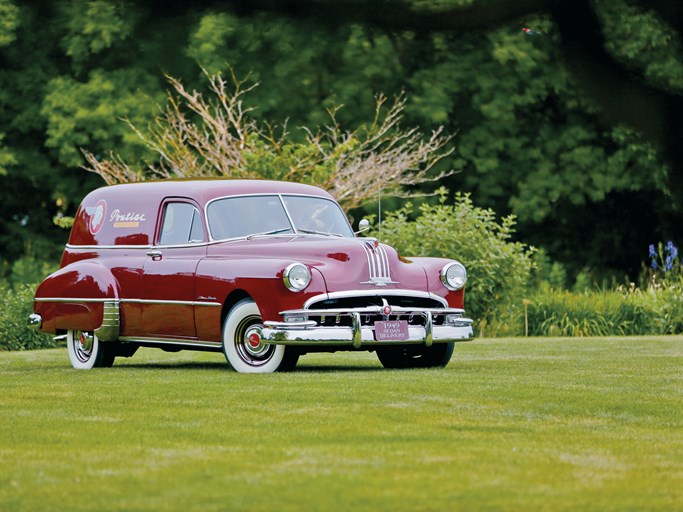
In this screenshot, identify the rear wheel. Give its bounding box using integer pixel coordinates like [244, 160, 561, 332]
[222, 299, 299, 373]
[376, 342, 454, 369]
[66, 330, 115, 369]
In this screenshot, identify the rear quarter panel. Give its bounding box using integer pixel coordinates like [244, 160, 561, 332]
[34, 260, 120, 334]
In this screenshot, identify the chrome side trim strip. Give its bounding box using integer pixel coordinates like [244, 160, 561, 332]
[118, 336, 221, 349]
[35, 297, 220, 307]
[35, 297, 118, 303]
[303, 290, 449, 309]
[67, 242, 210, 250]
[121, 299, 221, 307]
[66, 244, 154, 250]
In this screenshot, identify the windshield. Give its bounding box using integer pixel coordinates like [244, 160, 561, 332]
[207, 194, 354, 240]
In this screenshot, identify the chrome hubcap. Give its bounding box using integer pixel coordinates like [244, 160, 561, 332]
[243, 325, 267, 357]
[74, 331, 94, 363]
[234, 316, 273, 366]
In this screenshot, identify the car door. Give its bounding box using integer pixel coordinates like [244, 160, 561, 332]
[139, 199, 207, 339]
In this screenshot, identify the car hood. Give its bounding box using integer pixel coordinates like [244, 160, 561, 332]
[209, 235, 430, 292]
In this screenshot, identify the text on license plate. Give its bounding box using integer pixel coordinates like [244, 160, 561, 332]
[374, 320, 409, 341]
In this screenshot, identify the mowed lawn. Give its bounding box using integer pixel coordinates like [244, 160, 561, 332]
[0, 337, 681, 511]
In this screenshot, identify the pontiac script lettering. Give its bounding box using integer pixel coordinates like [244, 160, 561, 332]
[110, 209, 146, 228]
[375, 320, 409, 341]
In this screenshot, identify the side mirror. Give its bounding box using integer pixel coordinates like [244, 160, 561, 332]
[355, 218, 370, 235]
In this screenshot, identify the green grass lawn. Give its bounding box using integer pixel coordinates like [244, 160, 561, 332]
[1, 337, 681, 511]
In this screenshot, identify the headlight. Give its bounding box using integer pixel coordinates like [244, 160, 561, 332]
[440, 261, 467, 290]
[283, 263, 311, 292]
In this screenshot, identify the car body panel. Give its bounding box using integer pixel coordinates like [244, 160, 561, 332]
[31, 179, 474, 356]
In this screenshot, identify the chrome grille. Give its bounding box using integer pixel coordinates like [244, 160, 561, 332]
[299, 294, 457, 327]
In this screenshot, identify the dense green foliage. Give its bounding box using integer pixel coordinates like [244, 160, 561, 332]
[2, 340, 681, 510]
[1, 1, 682, 280]
[372, 189, 534, 324]
[0, 282, 57, 351]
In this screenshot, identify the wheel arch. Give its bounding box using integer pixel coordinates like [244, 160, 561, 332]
[221, 289, 253, 326]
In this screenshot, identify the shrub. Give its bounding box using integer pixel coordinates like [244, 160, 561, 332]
[523, 285, 683, 337]
[8, 256, 57, 288]
[0, 282, 59, 351]
[372, 189, 535, 327]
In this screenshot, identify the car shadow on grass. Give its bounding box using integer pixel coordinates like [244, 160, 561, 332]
[114, 361, 388, 373]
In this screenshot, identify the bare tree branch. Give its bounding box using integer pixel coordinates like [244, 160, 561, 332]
[82, 72, 455, 210]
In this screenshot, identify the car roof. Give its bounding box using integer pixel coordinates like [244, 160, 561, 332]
[69, 179, 337, 247]
[90, 179, 334, 204]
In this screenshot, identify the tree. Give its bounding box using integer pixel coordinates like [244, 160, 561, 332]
[0, 0, 681, 281]
[83, 71, 453, 212]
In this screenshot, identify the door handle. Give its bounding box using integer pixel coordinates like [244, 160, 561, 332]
[146, 250, 162, 261]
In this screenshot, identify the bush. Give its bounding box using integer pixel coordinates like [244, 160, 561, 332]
[372, 189, 535, 327]
[0, 282, 58, 351]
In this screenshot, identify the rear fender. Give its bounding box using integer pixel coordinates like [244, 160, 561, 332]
[34, 260, 120, 340]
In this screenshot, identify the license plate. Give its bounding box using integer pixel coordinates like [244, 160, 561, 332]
[374, 320, 409, 341]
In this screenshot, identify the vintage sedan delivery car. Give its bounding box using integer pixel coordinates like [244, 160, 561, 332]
[29, 179, 474, 372]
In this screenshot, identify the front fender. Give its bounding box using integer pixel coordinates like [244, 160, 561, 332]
[195, 258, 327, 337]
[408, 256, 466, 308]
[33, 260, 120, 337]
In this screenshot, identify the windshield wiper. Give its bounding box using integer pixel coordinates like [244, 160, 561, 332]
[296, 228, 343, 237]
[245, 228, 292, 240]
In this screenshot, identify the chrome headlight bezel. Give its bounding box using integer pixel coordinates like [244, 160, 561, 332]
[440, 261, 467, 291]
[283, 263, 311, 292]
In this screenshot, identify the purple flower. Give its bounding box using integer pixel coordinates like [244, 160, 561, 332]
[649, 244, 657, 269]
[666, 241, 678, 260]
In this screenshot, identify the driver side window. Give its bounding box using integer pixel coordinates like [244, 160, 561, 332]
[159, 202, 205, 245]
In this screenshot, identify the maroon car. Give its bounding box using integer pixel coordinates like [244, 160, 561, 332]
[29, 179, 473, 372]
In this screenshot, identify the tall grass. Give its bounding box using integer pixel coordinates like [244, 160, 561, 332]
[512, 286, 683, 337]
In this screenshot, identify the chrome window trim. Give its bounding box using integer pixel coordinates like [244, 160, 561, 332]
[303, 290, 449, 309]
[158, 201, 207, 247]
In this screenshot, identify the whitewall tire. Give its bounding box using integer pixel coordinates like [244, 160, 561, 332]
[222, 299, 298, 373]
[66, 330, 115, 370]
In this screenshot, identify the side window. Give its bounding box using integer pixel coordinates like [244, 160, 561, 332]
[159, 202, 206, 245]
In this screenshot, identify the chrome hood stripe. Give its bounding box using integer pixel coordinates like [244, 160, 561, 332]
[359, 238, 397, 285]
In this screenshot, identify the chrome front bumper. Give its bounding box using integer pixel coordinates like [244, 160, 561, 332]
[262, 306, 474, 348]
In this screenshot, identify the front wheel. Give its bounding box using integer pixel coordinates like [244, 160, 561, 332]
[66, 330, 115, 369]
[376, 342, 455, 369]
[222, 299, 299, 373]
